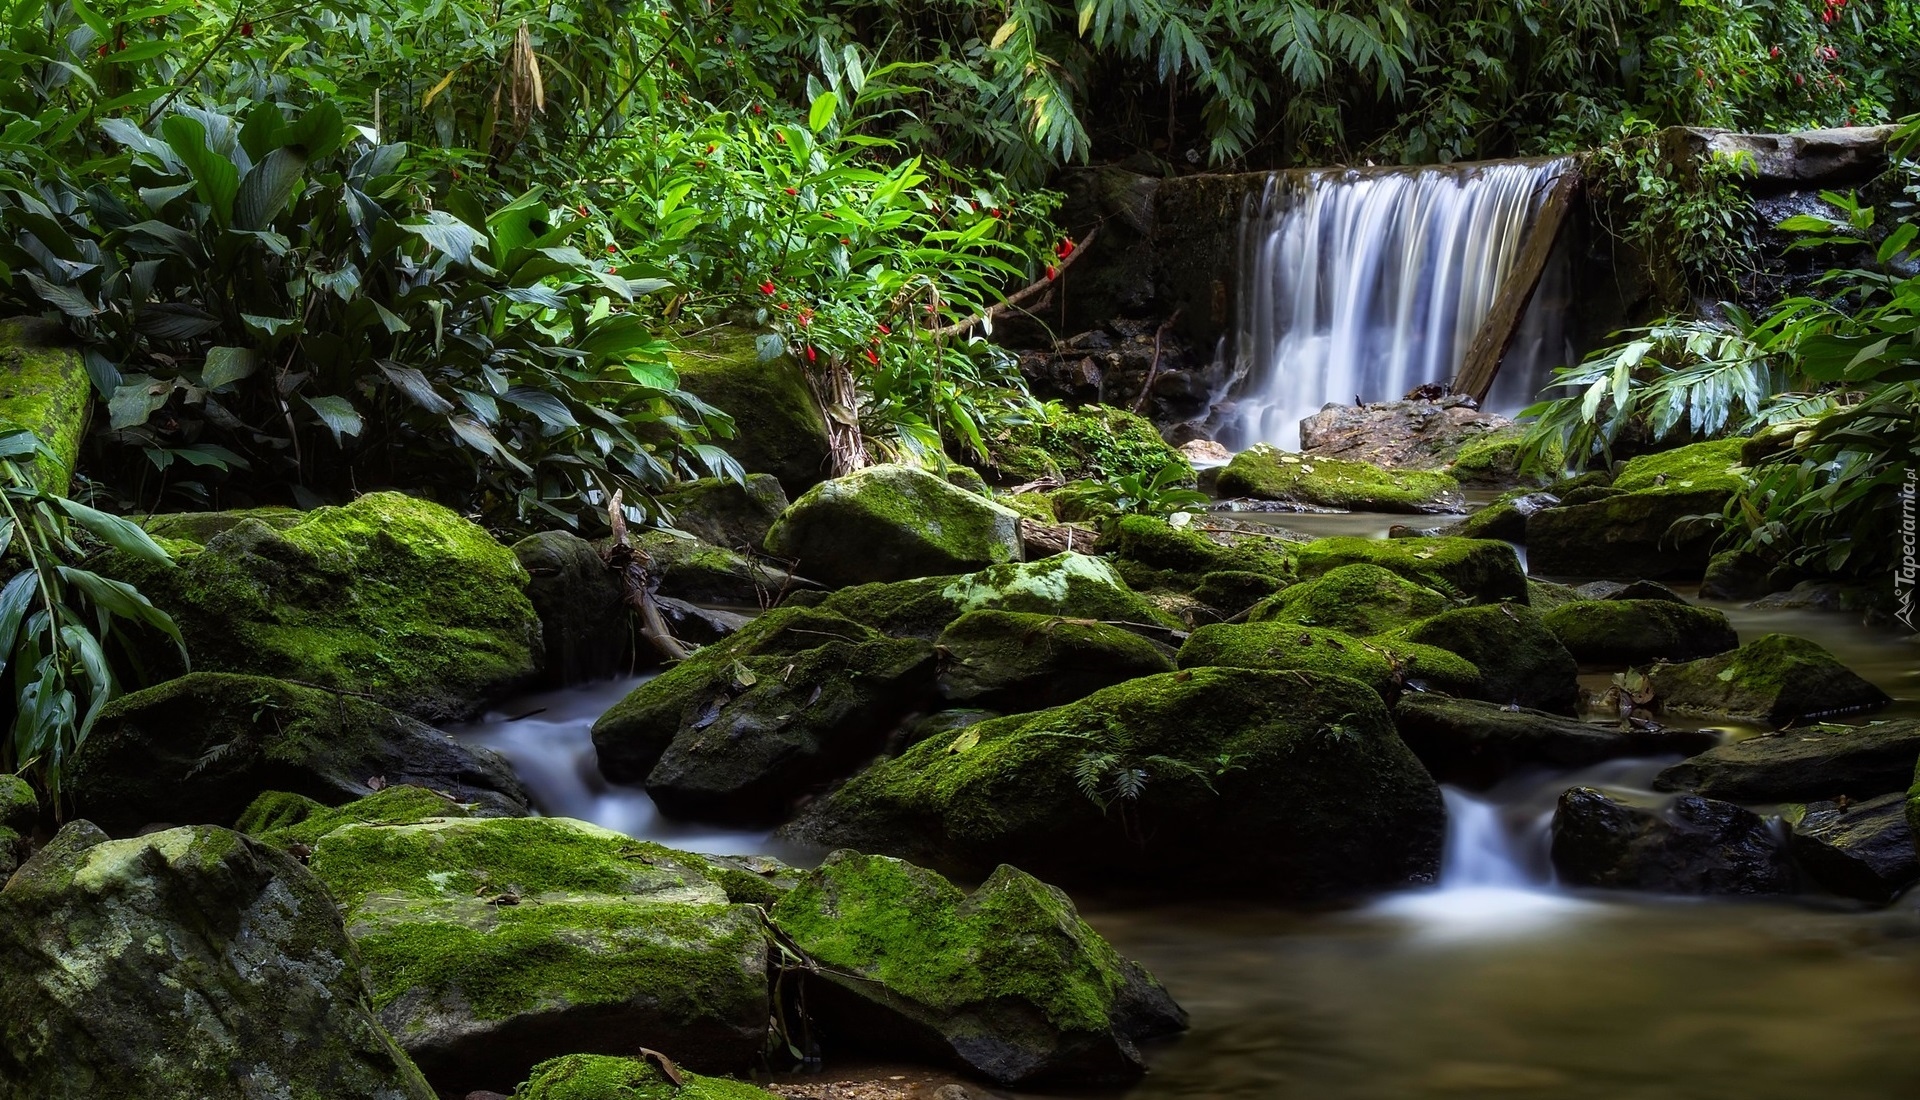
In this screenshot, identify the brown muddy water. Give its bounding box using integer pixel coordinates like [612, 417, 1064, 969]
[450, 524, 1920, 1100]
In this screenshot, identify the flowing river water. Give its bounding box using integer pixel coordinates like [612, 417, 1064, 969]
[447, 515, 1920, 1100]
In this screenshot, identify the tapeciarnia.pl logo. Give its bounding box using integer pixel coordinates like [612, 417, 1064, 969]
[1899, 469, 1917, 631]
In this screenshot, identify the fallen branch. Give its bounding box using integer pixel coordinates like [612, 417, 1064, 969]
[927, 226, 1101, 340]
[1131, 309, 1183, 414]
[601, 491, 694, 663]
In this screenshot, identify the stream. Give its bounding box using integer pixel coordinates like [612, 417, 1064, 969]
[446, 516, 1920, 1100]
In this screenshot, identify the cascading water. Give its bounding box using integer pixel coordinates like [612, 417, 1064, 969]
[1217, 159, 1576, 451]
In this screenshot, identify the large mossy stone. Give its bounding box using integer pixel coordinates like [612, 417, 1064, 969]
[0, 822, 436, 1100]
[657, 474, 790, 551]
[0, 316, 91, 492]
[1215, 446, 1462, 513]
[1177, 621, 1478, 700]
[778, 667, 1446, 899]
[512, 1054, 778, 1100]
[1644, 633, 1892, 726]
[1392, 696, 1717, 789]
[936, 609, 1175, 712]
[1652, 717, 1920, 803]
[987, 402, 1188, 484]
[1398, 603, 1580, 713]
[67, 672, 530, 834]
[1093, 514, 1295, 594]
[514, 531, 633, 685]
[1244, 563, 1450, 635]
[669, 330, 831, 495]
[591, 608, 936, 822]
[1292, 536, 1528, 605]
[805, 552, 1178, 640]
[1610, 438, 1748, 493]
[765, 464, 1023, 587]
[1783, 793, 1919, 903]
[106, 492, 544, 722]
[1542, 598, 1739, 665]
[237, 785, 485, 851]
[770, 851, 1186, 1086]
[1526, 440, 1746, 581]
[633, 528, 802, 606]
[307, 815, 772, 1094]
[0, 776, 36, 881]
[1549, 787, 1794, 895]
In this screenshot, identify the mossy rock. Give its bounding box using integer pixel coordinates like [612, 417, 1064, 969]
[307, 815, 772, 1092]
[936, 609, 1176, 712]
[988, 403, 1187, 484]
[1216, 446, 1462, 513]
[1649, 714, 1920, 803]
[657, 474, 790, 551]
[140, 506, 306, 543]
[1177, 622, 1478, 699]
[770, 851, 1186, 1086]
[0, 775, 35, 878]
[669, 329, 831, 494]
[237, 785, 484, 852]
[513, 1054, 778, 1100]
[806, 552, 1178, 640]
[631, 529, 800, 607]
[1245, 563, 1451, 636]
[1293, 536, 1528, 605]
[1397, 604, 1580, 713]
[591, 607, 937, 822]
[1446, 429, 1541, 486]
[1189, 570, 1286, 616]
[0, 316, 92, 492]
[1528, 443, 1741, 581]
[779, 667, 1446, 898]
[999, 490, 1060, 524]
[67, 672, 529, 834]
[1644, 633, 1893, 726]
[1444, 489, 1562, 543]
[1094, 514, 1296, 594]
[514, 531, 634, 686]
[1526, 578, 1582, 613]
[101, 492, 544, 722]
[1393, 695, 1717, 789]
[903, 708, 1002, 750]
[0, 822, 437, 1100]
[1542, 599, 1739, 665]
[1610, 438, 1746, 493]
[765, 464, 1023, 587]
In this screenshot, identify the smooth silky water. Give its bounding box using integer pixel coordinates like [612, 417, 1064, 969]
[448, 545, 1920, 1099]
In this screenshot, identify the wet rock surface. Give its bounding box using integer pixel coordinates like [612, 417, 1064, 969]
[1393, 696, 1718, 789]
[1550, 787, 1795, 895]
[1784, 793, 1920, 903]
[1652, 718, 1920, 804]
[1298, 399, 1518, 472]
[1643, 633, 1893, 726]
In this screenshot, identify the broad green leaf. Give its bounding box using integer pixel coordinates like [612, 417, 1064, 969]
[201, 346, 260, 390]
[235, 146, 308, 231]
[378, 362, 455, 414]
[502, 386, 579, 429]
[809, 91, 839, 133]
[304, 395, 364, 441]
[54, 498, 174, 566]
[160, 114, 240, 227]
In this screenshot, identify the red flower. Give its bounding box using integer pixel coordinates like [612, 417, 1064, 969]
[775, 132, 786, 144]
[777, 302, 791, 311]
[1046, 265, 1058, 280]
[96, 44, 107, 56]
[1056, 238, 1075, 258]
[784, 187, 797, 195]
[706, 144, 716, 154]
[990, 209, 1003, 218]
[798, 309, 814, 327]
[577, 204, 589, 216]
[241, 21, 254, 37]
[759, 281, 775, 296]
[452, 169, 462, 180]
[1769, 46, 1781, 58]
[840, 237, 851, 245]
[805, 345, 817, 362]
[864, 348, 879, 365]
[877, 323, 891, 335]
[606, 243, 616, 253]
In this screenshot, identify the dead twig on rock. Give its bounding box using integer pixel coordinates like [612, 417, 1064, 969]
[1131, 309, 1182, 414]
[601, 491, 694, 663]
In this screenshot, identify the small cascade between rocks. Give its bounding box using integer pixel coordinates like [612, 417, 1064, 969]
[1217, 159, 1576, 450]
[1371, 786, 1594, 937]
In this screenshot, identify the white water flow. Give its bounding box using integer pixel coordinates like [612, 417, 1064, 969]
[1220, 159, 1575, 451]
[1371, 786, 1595, 937]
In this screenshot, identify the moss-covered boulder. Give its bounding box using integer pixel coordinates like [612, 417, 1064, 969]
[1093, 513, 1296, 594]
[0, 822, 436, 1100]
[765, 464, 1022, 587]
[1188, 570, 1286, 616]
[1445, 429, 1535, 486]
[1541, 599, 1739, 666]
[1216, 446, 1462, 513]
[0, 316, 91, 492]
[1245, 563, 1450, 635]
[1549, 787, 1793, 895]
[806, 552, 1178, 640]
[1177, 622, 1478, 700]
[237, 785, 485, 851]
[1397, 603, 1580, 713]
[936, 610, 1175, 712]
[771, 851, 1185, 1086]
[1444, 490, 1561, 542]
[591, 607, 936, 822]
[779, 668, 1446, 898]
[657, 474, 790, 551]
[634, 528, 802, 606]
[1783, 793, 1919, 904]
[512, 1054, 778, 1100]
[102, 492, 544, 721]
[1644, 634, 1893, 726]
[986, 402, 1187, 485]
[306, 815, 771, 1093]
[1292, 536, 1528, 605]
[515, 531, 633, 685]
[66, 673, 529, 834]
[1527, 439, 1746, 581]
[0, 775, 36, 878]
[669, 330, 831, 494]
[1392, 696, 1718, 789]
[1652, 717, 1920, 803]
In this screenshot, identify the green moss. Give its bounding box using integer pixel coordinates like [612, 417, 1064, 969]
[1216, 446, 1459, 512]
[1293, 536, 1529, 605]
[668, 328, 831, 494]
[139, 507, 307, 545]
[0, 317, 92, 492]
[1644, 632, 1893, 724]
[1190, 570, 1286, 615]
[240, 786, 479, 851]
[1446, 429, 1546, 485]
[1000, 491, 1060, 524]
[1396, 603, 1579, 712]
[0, 774, 36, 833]
[771, 851, 1131, 1035]
[990, 403, 1188, 484]
[514, 1054, 777, 1100]
[936, 609, 1175, 709]
[1541, 599, 1738, 665]
[1611, 438, 1746, 494]
[763, 464, 1023, 587]
[655, 474, 789, 551]
[1526, 578, 1582, 613]
[99, 492, 542, 721]
[808, 552, 1178, 639]
[1094, 514, 1296, 593]
[1245, 563, 1450, 635]
[1177, 622, 1478, 698]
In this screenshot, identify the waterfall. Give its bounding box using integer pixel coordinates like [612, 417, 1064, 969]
[1217, 159, 1575, 451]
